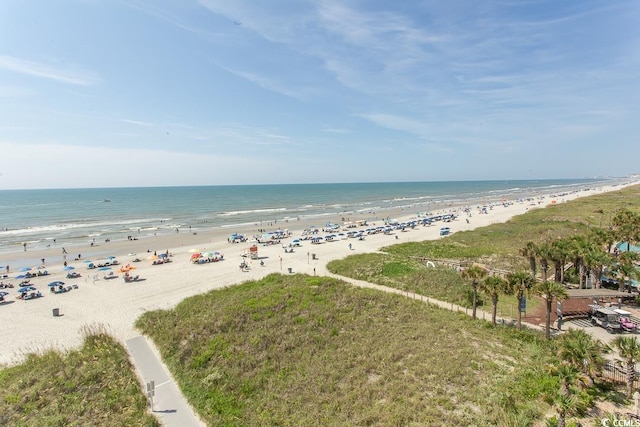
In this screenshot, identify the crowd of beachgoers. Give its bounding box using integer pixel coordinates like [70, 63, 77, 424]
[0, 181, 637, 366]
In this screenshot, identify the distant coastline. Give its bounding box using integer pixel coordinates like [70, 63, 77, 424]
[0, 178, 628, 260]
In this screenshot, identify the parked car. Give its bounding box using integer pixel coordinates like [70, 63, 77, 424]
[614, 308, 638, 332]
[590, 306, 622, 333]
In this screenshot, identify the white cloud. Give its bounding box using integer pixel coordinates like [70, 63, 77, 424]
[0, 55, 99, 86]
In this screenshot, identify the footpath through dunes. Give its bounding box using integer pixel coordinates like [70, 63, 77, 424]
[0, 182, 636, 425]
[321, 266, 545, 332]
[135, 274, 557, 426]
[0, 182, 553, 367]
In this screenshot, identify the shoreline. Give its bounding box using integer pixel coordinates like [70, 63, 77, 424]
[0, 181, 638, 366]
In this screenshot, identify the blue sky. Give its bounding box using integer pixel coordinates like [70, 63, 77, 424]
[1, 0, 639, 189]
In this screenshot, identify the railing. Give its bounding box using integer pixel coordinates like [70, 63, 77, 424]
[603, 360, 640, 388]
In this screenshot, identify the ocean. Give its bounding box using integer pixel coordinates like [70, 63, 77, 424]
[0, 179, 619, 256]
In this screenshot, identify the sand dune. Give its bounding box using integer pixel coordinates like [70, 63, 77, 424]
[0, 183, 633, 366]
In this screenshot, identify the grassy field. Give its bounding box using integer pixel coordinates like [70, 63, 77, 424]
[136, 273, 559, 426]
[2, 185, 636, 426]
[326, 184, 640, 315]
[0, 328, 158, 427]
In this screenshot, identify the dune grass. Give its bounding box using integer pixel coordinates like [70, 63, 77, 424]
[327, 184, 640, 315]
[136, 273, 558, 426]
[0, 328, 158, 427]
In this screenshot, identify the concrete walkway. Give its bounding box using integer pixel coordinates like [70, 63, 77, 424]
[324, 271, 545, 332]
[125, 272, 544, 427]
[126, 335, 205, 427]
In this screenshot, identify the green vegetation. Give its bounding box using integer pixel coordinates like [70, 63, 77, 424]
[2, 185, 638, 426]
[0, 328, 158, 427]
[327, 185, 640, 314]
[137, 273, 561, 426]
[382, 184, 640, 270]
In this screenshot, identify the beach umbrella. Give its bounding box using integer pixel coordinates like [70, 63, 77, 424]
[98, 267, 111, 271]
[18, 286, 36, 293]
[48, 281, 65, 287]
[106, 256, 117, 260]
[188, 248, 202, 253]
[83, 260, 93, 264]
[19, 267, 32, 272]
[14, 274, 27, 279]
[0, 291, 8, 297]
[63, 266, 75, 271]
[158, 253, 168, 258]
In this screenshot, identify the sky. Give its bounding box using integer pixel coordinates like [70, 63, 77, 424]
[0, 0, 639, 189]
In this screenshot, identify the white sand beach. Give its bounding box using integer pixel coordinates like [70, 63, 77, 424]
[0, 182, 636, 366]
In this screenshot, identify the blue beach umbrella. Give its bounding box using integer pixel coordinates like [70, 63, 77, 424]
[48, 281, 65, 287]
[15, 274, 27, 279]
[19, 267, 32, 272]
[0, 291, 8, 297]
[18, 286, 36, 293]
[63, 266, 75, 271]
[98, 267, 111, 271]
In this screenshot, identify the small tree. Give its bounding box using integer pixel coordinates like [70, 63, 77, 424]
[520, 241, 538, 279]
[507, 270, 534, 330]
[611, 336, 640, 398]
[534, 281, 569, 339]
[478, 275, 508, 325]
[461, 265, 487, 320]
[557, 329, 608, 384]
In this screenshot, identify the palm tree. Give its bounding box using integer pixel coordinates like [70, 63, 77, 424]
[506, 270, 534, 329]
[569, 235, 590, 288]
[590, 226, 615, 254]
[537, 242, 552, 282]
[520, 241, 538, 278]
[611, 336, 640, 398]
[534, 280, 569, 339]
[478, 275, 508, 325]
[461, 265, 488, 320]
[544, 362, 587, 427]
[557, 329, 608, 384]
[612, 208, 640, 252]
[550, 238, 572, 283]
[612, 251, 640, 292]
[583, 245, 612, 289]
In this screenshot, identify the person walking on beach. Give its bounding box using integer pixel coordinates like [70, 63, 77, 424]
[23, 242, 27, 251]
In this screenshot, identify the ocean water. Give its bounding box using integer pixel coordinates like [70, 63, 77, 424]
[0, 179, 617, 255]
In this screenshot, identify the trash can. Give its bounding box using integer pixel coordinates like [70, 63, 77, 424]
[287, 267, 293, 274]
[52, 308, 60, 317]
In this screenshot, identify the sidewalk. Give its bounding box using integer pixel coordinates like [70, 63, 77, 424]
[126, 335, 205, 427]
